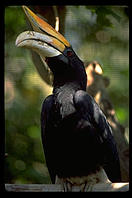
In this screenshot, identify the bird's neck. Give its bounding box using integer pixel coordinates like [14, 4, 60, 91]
[53, 81, 82, 95]
[53, 62, 87, 92]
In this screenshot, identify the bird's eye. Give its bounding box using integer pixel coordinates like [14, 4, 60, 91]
[67, 50, 73, 57]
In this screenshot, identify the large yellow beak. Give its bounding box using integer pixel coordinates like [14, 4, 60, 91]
[22, 6, 70, 53]
[15, 6, 71, 85]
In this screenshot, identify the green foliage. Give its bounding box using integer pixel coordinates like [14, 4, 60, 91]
[5, 6, 129, 184]
[116, 107, 128, 124]
[76, 6, 121, 28]
[5, 6, 26, 41]
[95, 6, 121, 25]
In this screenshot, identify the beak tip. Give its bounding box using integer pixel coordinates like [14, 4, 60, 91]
[15, 38, 19, 47]
[22, 5, 27, 11]
[15, 33, 24, 47]
[22, 5, 30, 17]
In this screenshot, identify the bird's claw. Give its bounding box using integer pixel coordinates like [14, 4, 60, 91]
[62, 181, 73, 192]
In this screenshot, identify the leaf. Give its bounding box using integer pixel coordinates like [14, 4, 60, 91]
[96, 14, 114, 28]
[96, 6, 121, 23]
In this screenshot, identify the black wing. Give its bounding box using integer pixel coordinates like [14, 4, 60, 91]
[41, 94, 56, 183]
[73, 90, 121, 182]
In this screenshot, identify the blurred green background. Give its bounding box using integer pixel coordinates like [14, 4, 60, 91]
[5, 6, 129, 184]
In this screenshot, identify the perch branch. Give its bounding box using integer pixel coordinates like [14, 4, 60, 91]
[5, 183, 129, 192]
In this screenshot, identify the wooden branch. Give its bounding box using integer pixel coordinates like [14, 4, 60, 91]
[5, 183, 129, 192]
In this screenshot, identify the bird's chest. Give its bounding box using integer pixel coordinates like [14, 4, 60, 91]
[50, 91, 77, 129]
[57, 90, 76, 116]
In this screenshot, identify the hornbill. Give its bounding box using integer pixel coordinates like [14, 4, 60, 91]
[16, 6, 121, 191]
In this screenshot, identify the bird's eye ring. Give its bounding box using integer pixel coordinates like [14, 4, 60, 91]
[67, 50, 73, 57]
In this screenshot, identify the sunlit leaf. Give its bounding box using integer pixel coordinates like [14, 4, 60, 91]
[27, 125, 40, 139]
[116, 107, 128, 125]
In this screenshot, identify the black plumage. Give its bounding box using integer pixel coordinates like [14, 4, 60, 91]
[41, 47, 121, 184]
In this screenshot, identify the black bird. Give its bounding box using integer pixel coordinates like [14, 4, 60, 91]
[16, 6, 121, 191]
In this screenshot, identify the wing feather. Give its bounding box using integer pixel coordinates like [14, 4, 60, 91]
[73, 90, 121, 182]
[41, 94, 56, 183]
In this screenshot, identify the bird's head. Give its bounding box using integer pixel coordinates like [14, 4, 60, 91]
[16, 6, 87, 90]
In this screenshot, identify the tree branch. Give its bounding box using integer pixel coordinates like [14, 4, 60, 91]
[5, 183, 129, 192]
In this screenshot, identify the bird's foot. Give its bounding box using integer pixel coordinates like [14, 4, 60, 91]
[62, 180, 73, 192]
[82, 183, 93, 192]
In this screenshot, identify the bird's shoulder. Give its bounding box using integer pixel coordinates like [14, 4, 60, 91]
[73, 90, 95, 117]
[41, 94, 54, 122]
[73, 90, 113, 139]
[42, 94, 54, 111]
[74, 89, 92, 101]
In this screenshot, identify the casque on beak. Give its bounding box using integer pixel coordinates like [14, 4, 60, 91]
[16, 6, 70, 57]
